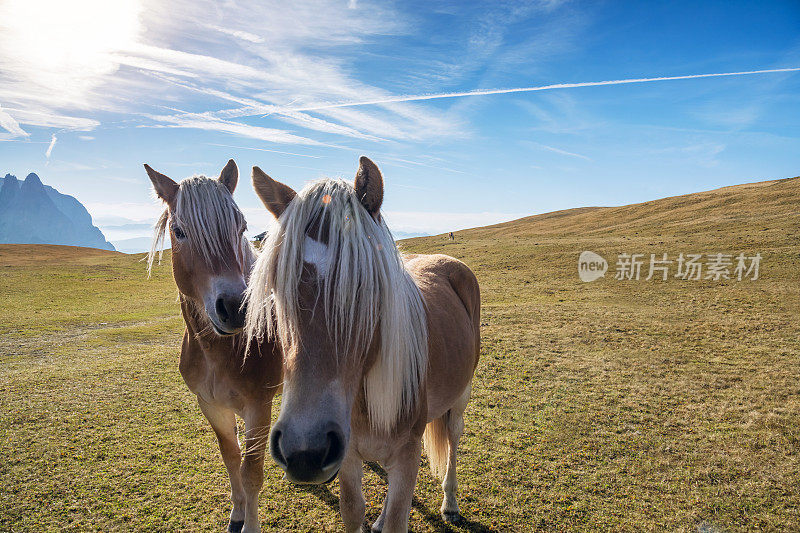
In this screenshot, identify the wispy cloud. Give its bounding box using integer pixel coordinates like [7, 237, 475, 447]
[646, 141, 727, 168]
[288, 68, 800, 111]
[206, 143, 323, 158]
[85, 201, 165, 223]
[138, 73, 387, 142]
[0, 0, 457, 145]
[0, 104, 28, 137]
[377, 154, 467, 174]
[1, 107, 100, 131]
[528, 141, 590, 161]
[45, 133, 57, 161]
[204, 24, 265, 44]
[141, 112, 327, 146]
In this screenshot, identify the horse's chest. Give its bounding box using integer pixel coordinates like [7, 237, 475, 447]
[351, 432, 392, 463]
[351, 426, 420, 465]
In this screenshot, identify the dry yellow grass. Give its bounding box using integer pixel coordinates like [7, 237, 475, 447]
[1, 176, 798, 531]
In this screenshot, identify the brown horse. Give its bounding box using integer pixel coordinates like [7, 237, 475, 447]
[145, 160, 282, 533]
[245, 157, 480, 532]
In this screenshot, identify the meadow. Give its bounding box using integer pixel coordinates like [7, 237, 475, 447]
[1, 176, 799, 531]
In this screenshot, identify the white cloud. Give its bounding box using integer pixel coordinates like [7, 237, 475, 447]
[528, 141, 590, 161]
[119, 2, 460, 142]
[206, 143, 323, 158]
[289, 68, 800, 111]
[4, 108, 100, 131]
[0, 0, 464, 146]
[141, 112, 327, 145]
[646, 141, 727, 168]
[45, 134, 57, 160]
[115, 42, 278, 84]
[0, 104, 28, 137]
[1, 0, 795, 156]
[85, 200, 165, 223]
[204, 24, 265, 44]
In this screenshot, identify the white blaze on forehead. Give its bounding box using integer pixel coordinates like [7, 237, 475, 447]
[303, 235, 330, 276]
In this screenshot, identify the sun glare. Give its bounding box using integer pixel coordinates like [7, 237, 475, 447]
[0, 0, 141, 103]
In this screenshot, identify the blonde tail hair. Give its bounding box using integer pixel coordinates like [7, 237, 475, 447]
[422, 414, 449, 480]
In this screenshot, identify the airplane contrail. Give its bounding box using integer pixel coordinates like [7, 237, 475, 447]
[289, 67, 800, 112]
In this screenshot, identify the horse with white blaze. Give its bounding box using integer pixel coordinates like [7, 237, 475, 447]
[244, 156, 480, 533]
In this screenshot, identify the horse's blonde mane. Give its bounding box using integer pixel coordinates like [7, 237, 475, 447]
[245, 178, 428, 433]
[147, 176, 255, 277]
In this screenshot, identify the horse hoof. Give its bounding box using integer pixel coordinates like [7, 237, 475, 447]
[228, 520, 245, 533]
[442, 511, 462, 524]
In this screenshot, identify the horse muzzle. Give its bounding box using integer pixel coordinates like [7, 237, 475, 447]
[269, 421, 346, 485]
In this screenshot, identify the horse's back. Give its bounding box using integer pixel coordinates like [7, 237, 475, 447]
[403, 253, 480, 420]
[403, 253, 480, 339]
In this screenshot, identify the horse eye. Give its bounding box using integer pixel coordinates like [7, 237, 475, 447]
[173, 226, 186, 240]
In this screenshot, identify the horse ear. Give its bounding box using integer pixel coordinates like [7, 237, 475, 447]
[354, 156, 383, 219]
[252, 166, 297, 219]
[218, 159, 238, 193]
[144, 164, 178, 206]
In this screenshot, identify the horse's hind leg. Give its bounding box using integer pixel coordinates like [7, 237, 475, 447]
[240, 404, 271, 533]
[197, 397, 246, 533]
[441, 385, 471, 523]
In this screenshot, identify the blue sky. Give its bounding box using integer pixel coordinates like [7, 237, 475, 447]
[1, 0, 798, 245]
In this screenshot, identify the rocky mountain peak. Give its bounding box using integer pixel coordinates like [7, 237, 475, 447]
[0, 172, 115, 251]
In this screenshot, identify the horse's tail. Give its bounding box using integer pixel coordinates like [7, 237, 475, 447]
[423, 413, 449, 480]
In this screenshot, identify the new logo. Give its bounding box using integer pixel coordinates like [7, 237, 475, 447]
[578, 251, 608, 282]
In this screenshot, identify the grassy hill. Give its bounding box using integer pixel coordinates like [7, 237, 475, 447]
[1, 177, 799, 531]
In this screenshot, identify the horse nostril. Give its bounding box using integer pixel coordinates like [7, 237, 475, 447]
[321, 429, 345, 470]
[215, 297, 230, 323]
[270, 429, 287, 469]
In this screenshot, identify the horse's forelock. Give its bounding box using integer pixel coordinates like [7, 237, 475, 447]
[245, 178, 428, 432]
[147, 175, 255, 276]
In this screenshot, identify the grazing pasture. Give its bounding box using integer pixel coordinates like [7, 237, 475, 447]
[1, 176, 799, 531]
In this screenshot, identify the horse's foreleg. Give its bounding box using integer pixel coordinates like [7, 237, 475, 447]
[197, 397, 246, 532]
[240, 403, 271, 533]
[373, 439, 421, 533]
[339, 450, 366, 533]
[371, 500, 387, 532]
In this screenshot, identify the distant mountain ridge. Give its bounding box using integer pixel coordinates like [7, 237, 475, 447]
[0, 173, 115, 251]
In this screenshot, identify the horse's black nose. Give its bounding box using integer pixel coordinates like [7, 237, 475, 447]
[215, 294, 245, 330]
[270, 423, 345, 484]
